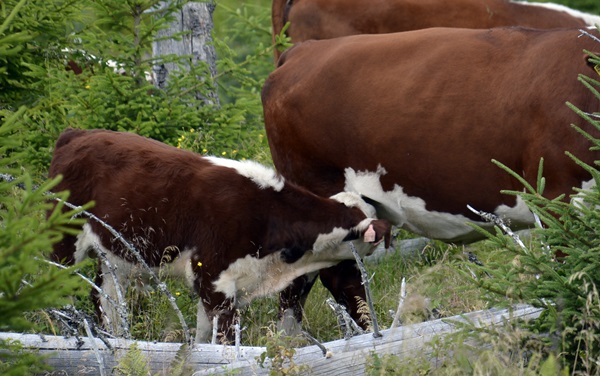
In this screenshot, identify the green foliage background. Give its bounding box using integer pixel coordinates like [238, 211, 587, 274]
[1, 0, 600, 374]
[1, 0, 279, 174]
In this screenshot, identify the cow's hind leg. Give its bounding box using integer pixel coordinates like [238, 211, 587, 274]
[197, 290, 238, 343]
[215, 302, 238, 343]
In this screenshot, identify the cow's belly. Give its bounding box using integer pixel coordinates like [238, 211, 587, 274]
[212, 252, 336, 307]
[343, 167, 536, 243]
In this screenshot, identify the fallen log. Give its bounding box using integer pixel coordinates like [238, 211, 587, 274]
[0, 332, 264, 375]
[0, 304, 542, 375]
[196, 304, 542, 375]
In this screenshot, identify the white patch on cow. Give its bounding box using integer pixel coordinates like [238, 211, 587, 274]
[205, 156, 285, 191]
[76, 224, 196, 284]
[312, 218, 372, 253]
[342, 167, 537, 243]
[74, 223, 100, 263]
[494, 195, 536, 226]
[331, 191, 377, 218]
[312, 227, 350, 253]
[213, 242, 373, 308]
[513, 1, 600, 26]
[161, 248, 196, 287]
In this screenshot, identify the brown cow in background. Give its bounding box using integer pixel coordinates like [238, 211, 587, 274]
[272, 0, 600, 59]
[264, 27, 600, 333]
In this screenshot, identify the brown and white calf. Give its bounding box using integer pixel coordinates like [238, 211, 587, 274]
[48, 128, 391, 342]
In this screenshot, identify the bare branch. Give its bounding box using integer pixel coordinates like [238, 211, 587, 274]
[349, 243, 381, 338]
[211, 316, 218, 345]
[56, 198, 192, 344]
[326, 298, 364, 339]
[41, 258, 121, 312]
[91, 242, 130, 339]
[579, 28, 600, 44]
[302, 331, 330, 357]
[234, 322, 241, 360]
[82, 317, 107, 376]
[390, 277, 406, 329]
[466, 205, 528, 254]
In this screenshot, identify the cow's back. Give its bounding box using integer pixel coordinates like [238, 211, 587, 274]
[49, 129, 229, 265]
[272, 0, 595, 59]
[263, 27, 600, 242]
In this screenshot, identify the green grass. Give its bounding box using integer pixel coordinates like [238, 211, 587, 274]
[27, 234, 504, 346]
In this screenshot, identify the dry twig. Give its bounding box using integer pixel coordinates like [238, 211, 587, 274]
[349, 243, 381, 338]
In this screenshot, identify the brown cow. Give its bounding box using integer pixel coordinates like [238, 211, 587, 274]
[272, 0, 600, 59]
[48, 128, 391, 342]
[263, 27, 600, 332]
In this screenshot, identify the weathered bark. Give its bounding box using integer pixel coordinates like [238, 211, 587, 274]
[0, 305, 542, 375]
[152, 1, 219, 105]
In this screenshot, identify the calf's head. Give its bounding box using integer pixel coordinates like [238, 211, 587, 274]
[279, 192, 391, 264]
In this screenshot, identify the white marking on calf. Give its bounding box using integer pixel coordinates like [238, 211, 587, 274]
[312, 218, 373, 253]
[161, 248, 196, 287]
[205, 156, 285, 191]
[342, 166, 536, 243]
[331, 191, 377, 218]
[513, 1, 600, 26]
[494, 195, 536, 226]
[212, 227, 376, 308]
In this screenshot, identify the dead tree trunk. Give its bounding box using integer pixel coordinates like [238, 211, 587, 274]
[0, 305, 542, 375]
[152, 1, 219, 106]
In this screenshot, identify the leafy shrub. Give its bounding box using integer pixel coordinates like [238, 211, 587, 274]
[467, 46, 600, 374]
[2, 0, 278, 173]
[0, 109, 86, 375]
